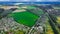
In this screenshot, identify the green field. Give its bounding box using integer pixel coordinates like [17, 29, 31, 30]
[10, 11, 38, 27]
[27, 6, 36, 9]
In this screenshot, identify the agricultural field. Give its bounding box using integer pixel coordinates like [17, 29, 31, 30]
[10, 11, 39, 27]
[19, 5, 36, 9]
[45, 17, 54, 34]
[5, 30, 25, 34]
[53, 7, 60, 9]
[27, 6, 36, 9]
[54, 16, 60, 34]
[56, 16, 60, 24]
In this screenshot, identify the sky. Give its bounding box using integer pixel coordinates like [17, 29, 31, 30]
[0, 0, 60, 2]
[0, 0, 60, 5]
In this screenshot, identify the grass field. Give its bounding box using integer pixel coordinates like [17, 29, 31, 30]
[27, 6, 36, 9]
[10, 11, 38, 27]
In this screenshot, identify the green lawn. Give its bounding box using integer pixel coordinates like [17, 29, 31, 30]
[10, 11, 38, 27]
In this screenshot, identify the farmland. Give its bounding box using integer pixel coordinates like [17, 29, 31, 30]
[10, 11, 39, 27]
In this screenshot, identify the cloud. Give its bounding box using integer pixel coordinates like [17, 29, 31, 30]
[0, 0, 59, 2]
[16, 0, 59, 2]
[0, 0, 10, 1]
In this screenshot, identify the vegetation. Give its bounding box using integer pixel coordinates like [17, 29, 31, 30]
[27, 6, 36, 9]
[48, 14, 60, 34]
[10, 11, 38, 27]
[56, 16, 60, 24]
[53, 7, 60, 9]
[45, 17, 54, 34]
[5, 29, 25, 34]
